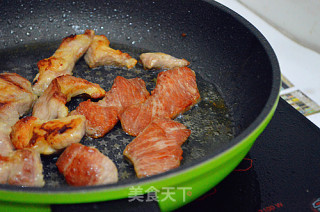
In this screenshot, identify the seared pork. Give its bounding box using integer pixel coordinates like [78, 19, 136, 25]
[0, 149, 44, 187]
[0, 123, 14, 157]
[10, 115, 86, 155]
[84, 35, 137, 69]
[124, 118, 190, 178]
[0, 73, 37, 127]
[56, 143, 118, 186]
[73, 76, 149, 138]
[0, 73, 37, 156]
[33, 30, 95, 96]
[140, 52, 190, 70]
[120, 67, 200, 136]
[32, 75, 106, 121]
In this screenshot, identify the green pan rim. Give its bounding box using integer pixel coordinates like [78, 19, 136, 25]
[0, 0, 281, 204]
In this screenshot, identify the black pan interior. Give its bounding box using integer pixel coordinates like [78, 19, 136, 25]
[0, 0, 276, 190]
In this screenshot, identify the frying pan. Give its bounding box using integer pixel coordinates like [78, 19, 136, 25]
[0, 0, 280, 211]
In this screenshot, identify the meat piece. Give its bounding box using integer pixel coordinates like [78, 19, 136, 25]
[123, 118, 191, 178]
[0, 155, 9, 184]
[73, 76, 149, 138]
[33, 29, 95, 96]
[0, 73, 37, 157]
[120, 67, 200, 136]
[0, 123, 14, 157]
[84, 35, 137, 69]
[140, 52, 190, 70]
[0, 149, 44, 187]
[32, 75, 106, 121]
[0, 73, 37, 127]
[56, 143, 118, 186]
[71, 100, 119, 138]
[10, 115, 86, 155]
[101, 76, 150, 112]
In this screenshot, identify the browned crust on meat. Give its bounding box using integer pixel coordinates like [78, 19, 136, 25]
[10, 115, 86, 154]
[0, 74, 27, 92]
[10, 116, 38, 149]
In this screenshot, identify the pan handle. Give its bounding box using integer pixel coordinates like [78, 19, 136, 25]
[51, 193, 161, 212]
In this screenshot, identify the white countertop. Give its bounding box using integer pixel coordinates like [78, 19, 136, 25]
[216, 0, 320, 128]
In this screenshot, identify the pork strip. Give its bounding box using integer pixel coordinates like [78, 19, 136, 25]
[10, 115, 86, 155]
[0, 123, 14, 157]
[140, 52, 190, 70]
[33, 29, 95, 96]
[32, 75, 106, 121]
[0, 73, 37, 127]
[84, 35, 137, 69]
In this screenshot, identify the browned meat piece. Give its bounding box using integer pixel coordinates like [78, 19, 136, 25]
[124, 118, 191, 178]
[0, 73, 37, 156]
[73, 76, 149, 138]
[0, 155, 9, 184]
[10, 115, 86, 155]
[56, 143, 118, 186]
[0, 123, 14, 157]
[84, 35, 137, 69]
[0, 149, 44, 187]
[33, 30, 95, 96]
[32, 75, 106, 121]
[0, 73, 37, 127]
[140, 52, 190, 69]
[120, 67, 200, 136]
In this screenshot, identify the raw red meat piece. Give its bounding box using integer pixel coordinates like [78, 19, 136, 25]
[120, 67, 200, 136]
[123, 118, 191, 178]
[73, 76, 149, 138]
[56, 143, 118, 186]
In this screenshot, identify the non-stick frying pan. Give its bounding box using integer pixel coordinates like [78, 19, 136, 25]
[0, 0, 280, 211]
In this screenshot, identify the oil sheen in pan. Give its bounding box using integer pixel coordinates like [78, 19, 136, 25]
[0, 42, 235, 188]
